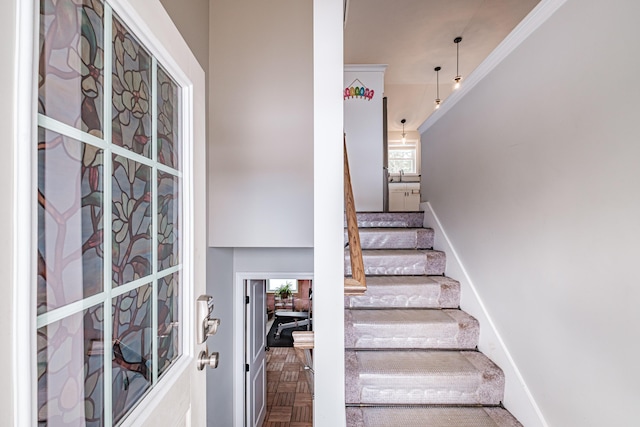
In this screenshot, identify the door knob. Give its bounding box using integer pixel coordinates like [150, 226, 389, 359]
[197, 349, 219, 370]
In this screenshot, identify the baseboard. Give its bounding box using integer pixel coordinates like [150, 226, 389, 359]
[420, 201, 548, 427]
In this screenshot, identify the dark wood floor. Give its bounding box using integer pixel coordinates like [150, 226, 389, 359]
[263, 347, 313, 426]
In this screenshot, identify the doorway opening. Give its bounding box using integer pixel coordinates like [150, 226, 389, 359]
[235, 274, 313, 427]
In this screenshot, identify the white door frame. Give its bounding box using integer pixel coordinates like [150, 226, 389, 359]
[12, 0, 207, 425]
[233, 272, 313, 426]
[245, 279, 266, 427]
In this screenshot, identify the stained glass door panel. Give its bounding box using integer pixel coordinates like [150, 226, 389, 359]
[36, 1, 183, 425]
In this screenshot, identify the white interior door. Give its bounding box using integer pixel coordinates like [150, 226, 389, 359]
[12, 0, 208, 425]
[246, 279, 267, 427]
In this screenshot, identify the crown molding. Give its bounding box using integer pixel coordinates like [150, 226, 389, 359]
[344, 64, 388, 73]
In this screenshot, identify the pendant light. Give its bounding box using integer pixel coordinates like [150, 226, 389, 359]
[453, 37, 463, 89]
[434, 66, 442, 109]
[401, 118, 407, 144]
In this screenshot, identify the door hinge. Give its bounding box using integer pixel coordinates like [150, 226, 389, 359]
[245, 296, 250, 304]
[245, 363, 250, 372]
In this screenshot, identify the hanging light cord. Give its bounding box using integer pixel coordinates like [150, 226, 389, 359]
[456, 41, 459, 77]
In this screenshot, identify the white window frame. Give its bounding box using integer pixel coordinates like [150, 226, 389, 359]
[14, 0, 198, 425]
[266, 279, 299, 293]
[388, 138, 421, 175]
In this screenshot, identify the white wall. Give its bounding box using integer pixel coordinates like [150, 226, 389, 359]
[313, 1, 346, 424]
[420, 0, 640, 425]
[344, 65, 386, 211]
[159, 0, 209, 73]
[208, 0, 314, 247]
[2, 0, 17, 423]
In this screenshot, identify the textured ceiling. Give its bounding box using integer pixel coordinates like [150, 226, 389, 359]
[344, 0, 541, 132]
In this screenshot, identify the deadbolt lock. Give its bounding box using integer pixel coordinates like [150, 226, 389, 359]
[196, 295, 220, 344]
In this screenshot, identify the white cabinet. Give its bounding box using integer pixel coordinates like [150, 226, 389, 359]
[389, 183, 421, 211]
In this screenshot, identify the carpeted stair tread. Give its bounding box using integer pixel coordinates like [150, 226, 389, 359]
[349, 212, 424, 228]
[345, 309, 478, 349]
[343, 212, 520, 424]
[345, 249, 446, 276]
[345, 350, 504, 405]
[344, 276, 459, 309]
[345, 406, 523, 427]
[349, 228, 434, 250]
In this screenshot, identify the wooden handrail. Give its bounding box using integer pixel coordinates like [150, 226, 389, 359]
[343, 135, 367, 295]
[291, 137, 366, 362]
[291, 137, 366, 393]
[292, 331, 314, 395]
[292, 331, 314, 350]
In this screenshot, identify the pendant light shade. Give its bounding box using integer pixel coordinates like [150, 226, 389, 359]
[401, 119, 406, 144]
[453, 37, 463, 90]
[434, 66, 442, 109]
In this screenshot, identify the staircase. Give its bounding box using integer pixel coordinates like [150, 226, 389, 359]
[344, 212, 522, 427]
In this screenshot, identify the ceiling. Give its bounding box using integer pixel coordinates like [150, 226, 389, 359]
[344, 0, 541, 133]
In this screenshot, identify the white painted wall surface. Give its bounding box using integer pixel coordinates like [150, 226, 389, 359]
[314, 1, 346, 424]
[344, 65, 386, 211]
[420, 0, 640, 425]
[159, 0, 209, 74]
[208, 0, 313, 248]
[3, 0, 17, 423]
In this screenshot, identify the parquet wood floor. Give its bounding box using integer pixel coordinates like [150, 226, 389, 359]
[262, 347, 313, 426]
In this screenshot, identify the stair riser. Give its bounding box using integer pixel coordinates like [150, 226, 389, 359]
[344, 277, 460, 309]
[346, 407, 524, 427]
[345, 250, 446, 276]
[350, 228, 434, 250]
[349, 212, 424, 228]
[345, 310, 479, 350]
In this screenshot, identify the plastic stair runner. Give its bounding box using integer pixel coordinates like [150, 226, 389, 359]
[344, 211, 522, 427]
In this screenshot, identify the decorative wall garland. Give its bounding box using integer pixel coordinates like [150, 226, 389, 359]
[344, 78, 374, 101]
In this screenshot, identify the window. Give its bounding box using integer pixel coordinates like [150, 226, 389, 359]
[388, 140, 420, 174]
[36, 1, 184, 425]
[267, 279, 298, 293]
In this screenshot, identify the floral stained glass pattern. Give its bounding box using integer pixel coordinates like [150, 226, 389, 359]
[38, 1, 185, 423]
[158, 272, 181, 377]
[112, 15, 151, 158]
[112, 155, 152, 286]
[39, 0, 104, 135]
[157, 172, 180, 271]
[112, 285, 152, 424]
[38, 127, 104, 315]
[157, 66, 181, 169]
[37, 306, 104, 426]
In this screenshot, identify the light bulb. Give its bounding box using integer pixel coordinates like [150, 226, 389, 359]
[454, 76, 462, 90]
[435, 99, 441, 110]
[401, 133, 406, 144]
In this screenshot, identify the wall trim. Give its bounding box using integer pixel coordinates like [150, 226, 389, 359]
[418, 0, 568, 134]
[344, 64, 388, 73]
[420, 201, 548, 427]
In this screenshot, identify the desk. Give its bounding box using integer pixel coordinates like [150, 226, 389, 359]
[274, 311, 309, 319]
[274, 296, 293, 312]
